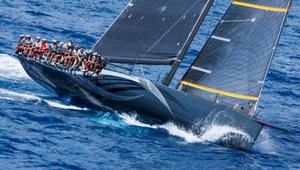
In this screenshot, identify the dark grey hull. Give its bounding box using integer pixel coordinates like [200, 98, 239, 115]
[18, 56, 263, 150]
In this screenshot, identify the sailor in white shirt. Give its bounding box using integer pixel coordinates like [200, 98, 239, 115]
[24, 35, 33, 45]
[63, 40, 74, 54]
[34, 37, 42, 48]
[18, 34, 26, 44]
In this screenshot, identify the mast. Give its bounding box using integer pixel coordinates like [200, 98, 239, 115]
[179, 0, 291, 113]
[162, 0, 213, 86]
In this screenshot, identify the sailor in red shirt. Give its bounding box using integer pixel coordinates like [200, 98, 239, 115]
[37, 39, 48, 61]
[41, 39, 48, 52]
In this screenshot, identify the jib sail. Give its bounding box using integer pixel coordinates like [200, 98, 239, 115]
[93, 0, 213, 65]
[179, 0, 291, 114]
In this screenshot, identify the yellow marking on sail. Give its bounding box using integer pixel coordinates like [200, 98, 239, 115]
[232, 1, 288, 12]
[181, 81, 259, 101]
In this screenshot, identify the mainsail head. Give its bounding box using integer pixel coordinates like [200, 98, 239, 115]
[179, 0, 291, 114]
[93, 0, 213, 65]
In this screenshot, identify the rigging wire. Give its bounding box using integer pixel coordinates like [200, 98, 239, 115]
[130, 0, 206, 80]
[136, 0, 205, 62]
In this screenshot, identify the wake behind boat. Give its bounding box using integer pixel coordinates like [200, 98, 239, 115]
[15, 0, 291, 150]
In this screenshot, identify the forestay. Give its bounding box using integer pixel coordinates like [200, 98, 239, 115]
[179, 0, 291, 113]
[93, 0, 213, 65]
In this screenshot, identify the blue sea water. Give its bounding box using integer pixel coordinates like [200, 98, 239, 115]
[0, 0, 299, 169]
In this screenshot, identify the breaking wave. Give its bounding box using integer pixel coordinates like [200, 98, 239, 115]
[0, 53, 29, 79]
[0, 53, 252, 145]
[0, 88, 88, 111]
[0, 88, 41, 102]
[120, 113, 201, 143]
[120, 114, 156, 129]
[119, 113, 252, 144]
[44, 100, 89, 111]
[201, 125, 252, 143]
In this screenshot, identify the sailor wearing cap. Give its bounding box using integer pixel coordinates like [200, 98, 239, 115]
[46, 39, 58, 62]
[86, 50, 93, 61]
[49, 39, 58, 52]
[63, 40, 74, 54]
[57, 41, 64, 53]
[16, 34, 26, 54]
[18, 34, 26, 43]
[40, 38, 48, 52]
[92, 52, 98, 58]
[73, 46, 80, 56]
[27, 36, 41, 58]
[34, 37, 41, 48]
[67, 41, 73, 47]
[24, 35, 33, 45]
[86, 50, 92, 54]
[58, 41, 64, 46]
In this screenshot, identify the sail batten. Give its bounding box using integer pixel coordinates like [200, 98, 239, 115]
[180, 0, 291, 113]
[93, 0, 213, 65]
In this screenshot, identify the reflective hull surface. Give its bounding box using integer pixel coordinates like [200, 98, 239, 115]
[18, 56, 263, 150]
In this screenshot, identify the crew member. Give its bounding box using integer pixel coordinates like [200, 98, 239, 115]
[36, 39, 48, 61]
[31, 37, 42, 59]
[15, 34, 26, 54]
[18, 34, 26, 43]
[22, 35, 33, 56]
[71, 47, 85, 69]
[24, 35, 33, 45]
[47, 40, 58, 62]
[52, 41, 64, 64]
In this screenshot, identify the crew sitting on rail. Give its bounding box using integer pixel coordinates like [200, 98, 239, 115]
[51, 42, 64, 64]
[15, 35, 107, 75]
[30, 37, 42, 60]
[24, 35, 33, 45]
[47, 40, 58, 62]
[34, 39, 48, 61]
[17, 34, 34, 56]
[15, 34, 26, 54]
[63, 40, 74, 54]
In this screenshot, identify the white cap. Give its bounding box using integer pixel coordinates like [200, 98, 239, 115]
[52, 39, 57, 43]
[93, 52, 98, 56]
[36, 36, 40, 39]
[26, 34, 31, 38]
[42, 38, 47, 42]
[67, 42, 72, 47]
[19, 34, 25, 37]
